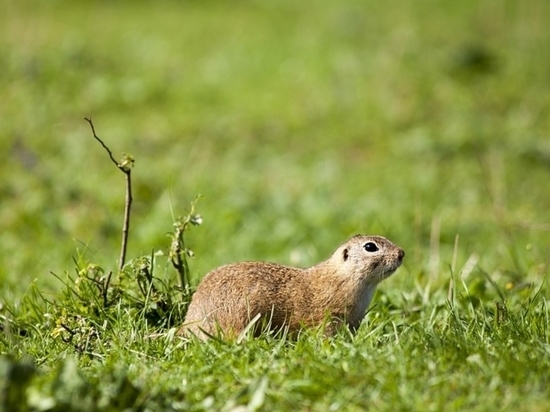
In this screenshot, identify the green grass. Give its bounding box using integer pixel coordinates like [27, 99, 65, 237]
[1, 0, 550, 410]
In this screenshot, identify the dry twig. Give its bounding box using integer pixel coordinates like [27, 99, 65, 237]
[84, 117, 133, 272]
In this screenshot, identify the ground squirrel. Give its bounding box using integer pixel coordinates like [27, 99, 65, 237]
[178, 235, 404, 339]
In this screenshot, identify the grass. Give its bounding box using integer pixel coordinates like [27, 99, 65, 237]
[1, 0, 550, 410]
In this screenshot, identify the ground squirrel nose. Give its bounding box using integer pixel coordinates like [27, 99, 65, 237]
[398, 249, 405, 260]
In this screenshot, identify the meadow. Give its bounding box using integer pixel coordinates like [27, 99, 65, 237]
[1, 0, 549, 410]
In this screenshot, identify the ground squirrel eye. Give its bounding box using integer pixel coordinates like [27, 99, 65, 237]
[363, 242, 379, 252]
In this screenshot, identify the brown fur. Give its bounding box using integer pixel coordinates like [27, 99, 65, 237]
[178, 235, 404, 340]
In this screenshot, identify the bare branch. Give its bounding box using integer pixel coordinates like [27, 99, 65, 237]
[84, 117, 133, 272]
[121, 170, 132, 270]
[84, 117, 119, 169]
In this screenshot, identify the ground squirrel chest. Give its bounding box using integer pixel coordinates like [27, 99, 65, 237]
[178, 234, 404, 340]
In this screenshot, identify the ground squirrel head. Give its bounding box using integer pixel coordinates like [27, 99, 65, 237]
[332, 234, 404, 285]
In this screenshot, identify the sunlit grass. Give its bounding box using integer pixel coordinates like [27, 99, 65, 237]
[1, 0, 549, 410]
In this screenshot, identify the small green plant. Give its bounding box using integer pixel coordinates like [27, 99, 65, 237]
[0, 122, 206, 410]
[6, 120, 205, 358]
[169, 195, 203, 301]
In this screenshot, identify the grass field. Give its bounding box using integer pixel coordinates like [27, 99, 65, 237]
[1, 0, 549, 410]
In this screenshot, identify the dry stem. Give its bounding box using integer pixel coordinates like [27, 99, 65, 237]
[84, 117, 133, 272]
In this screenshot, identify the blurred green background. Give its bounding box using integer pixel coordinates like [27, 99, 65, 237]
[1, 0, 549, 295]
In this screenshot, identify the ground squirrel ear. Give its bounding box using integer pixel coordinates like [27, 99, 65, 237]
[343, 248, 349, 261]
